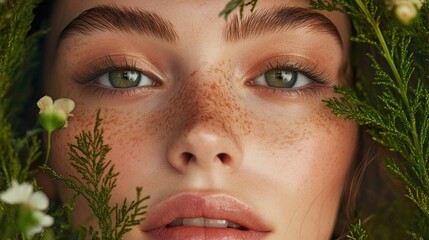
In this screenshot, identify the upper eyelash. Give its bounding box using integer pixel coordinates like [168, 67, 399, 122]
[73, 55, 141, 84]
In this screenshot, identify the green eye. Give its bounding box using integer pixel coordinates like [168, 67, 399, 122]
[108, 70, 141, 88]
[264, 69, 298, 88]
[253, 68, 311, 89]
[96, 70, 155, 88]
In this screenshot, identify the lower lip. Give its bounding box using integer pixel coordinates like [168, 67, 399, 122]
[145, 226, 267, 240]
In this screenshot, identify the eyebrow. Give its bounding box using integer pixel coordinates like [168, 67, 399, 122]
[58, 5, 178, 44]
[224, 6, 343, 47]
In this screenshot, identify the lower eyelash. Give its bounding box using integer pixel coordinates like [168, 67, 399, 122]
[253, 83, 331, 98]
[89, 85, 142, 98]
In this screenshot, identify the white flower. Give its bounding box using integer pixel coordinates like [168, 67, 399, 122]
[0, 180, 48, 210]
[0, 180, 54, 238]
[37, 95, 75, 131]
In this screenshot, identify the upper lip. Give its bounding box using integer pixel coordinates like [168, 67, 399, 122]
[141, 192, 271, 232]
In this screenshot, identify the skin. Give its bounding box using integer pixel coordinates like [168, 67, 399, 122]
[43, 0, 357, 239]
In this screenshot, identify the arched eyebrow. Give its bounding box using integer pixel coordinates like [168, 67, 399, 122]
[58, 5, 179, 45]
[224, 6, 343, 47]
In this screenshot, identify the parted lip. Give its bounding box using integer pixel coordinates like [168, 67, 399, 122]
[141, 192, 271, 233]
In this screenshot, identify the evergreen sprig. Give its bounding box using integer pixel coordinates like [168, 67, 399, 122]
[0, 0, 41, 187]
[42, 112, 149, 240]
[310, 0, 429, 238]
[219, 0, 258, 19]
[347, 219, 369, 240]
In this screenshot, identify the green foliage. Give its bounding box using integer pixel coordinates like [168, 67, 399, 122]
[0, 1, 50, 239]
[219, 0, 258, 19]
[0, 203, 20, 239]
[0, 0, 42, 187]
[347, 219, 368, 240]
[0, 0, 42, 125]
[310, 0, 429, 238]
[42, 112, 149, 240]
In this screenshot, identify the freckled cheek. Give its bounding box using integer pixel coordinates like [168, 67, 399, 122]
[242, 110, 357, 232]
[49, 106, 166, 198]
[243, 107, 358, 199]
[265, 117, 356, 187]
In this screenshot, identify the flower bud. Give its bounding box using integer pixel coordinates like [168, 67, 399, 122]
[395, 1, 418, 24]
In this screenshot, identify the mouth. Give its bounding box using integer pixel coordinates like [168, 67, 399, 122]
[166, 217, 246, 229]
[141, 193, 270, 240]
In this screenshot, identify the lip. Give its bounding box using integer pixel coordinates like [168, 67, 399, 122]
[141, 192, 271, 240]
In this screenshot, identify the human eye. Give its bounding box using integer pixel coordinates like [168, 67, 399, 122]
[248, 60, 331, 96]
[252, 69, 311, 89]
[96, 70, 156, 88]
[74, 55, 162, 97]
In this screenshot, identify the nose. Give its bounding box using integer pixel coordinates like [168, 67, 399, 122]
[165, 78, 243, 174]
[167, 122, 242, 174]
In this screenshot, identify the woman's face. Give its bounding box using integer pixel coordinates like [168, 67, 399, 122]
[44, 0, 357, 239]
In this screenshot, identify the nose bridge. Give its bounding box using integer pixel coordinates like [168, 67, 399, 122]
[173, 72, 238, 137]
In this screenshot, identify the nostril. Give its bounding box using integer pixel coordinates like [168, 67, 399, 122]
[181, 152, 194, 164]
[217, 153, 229, 163]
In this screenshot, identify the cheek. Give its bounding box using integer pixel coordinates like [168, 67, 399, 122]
[48, 105, 165, 199]
[248, 101, 357, 185]
[241, 103, 358, 238]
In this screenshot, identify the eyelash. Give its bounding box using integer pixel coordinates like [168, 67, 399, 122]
[250, 60, 332, 97]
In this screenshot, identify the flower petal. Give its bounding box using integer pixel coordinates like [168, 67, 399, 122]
[33, 210, 54, 227]
[53, 98, 75, 115]
[26, 225, 43, 238]
[0, 180, 33, 205]
[40, 214, 54, 227]
[37, 96, 54, 113]
[25, 211, 54, 238]
[28, 191, 49, 210]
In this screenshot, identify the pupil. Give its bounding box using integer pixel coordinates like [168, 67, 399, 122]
[123, 71, 138, 81]
[276, 71, 285, 80]
[122, 72, 129, 79]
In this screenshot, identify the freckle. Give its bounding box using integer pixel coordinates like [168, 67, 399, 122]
[190, 70, 198, 77]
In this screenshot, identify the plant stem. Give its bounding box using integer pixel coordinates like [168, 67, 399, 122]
[44, 130, 52, 165]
